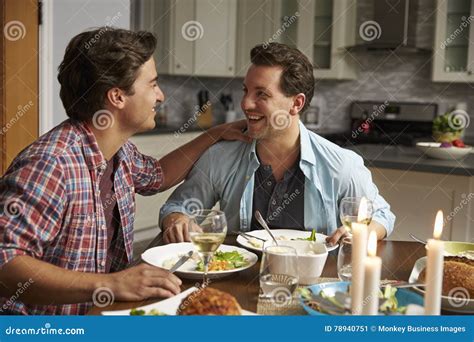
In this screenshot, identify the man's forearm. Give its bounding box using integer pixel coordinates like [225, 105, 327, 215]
[158, 131, 219, 190]
[369, 220, 387, 240]
[0, 256, 111, 305]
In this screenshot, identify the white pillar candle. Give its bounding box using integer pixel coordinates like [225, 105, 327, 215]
[361, 231, 382, 315]
[350, 197, 369, 315]
[424, 210, 444, 315]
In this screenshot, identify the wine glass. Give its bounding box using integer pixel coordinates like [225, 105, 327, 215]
[339, 197, 374, 235]
[259, 245, 298, 307]
[188, 209, 227, 284]
[337, 197, 374, 281]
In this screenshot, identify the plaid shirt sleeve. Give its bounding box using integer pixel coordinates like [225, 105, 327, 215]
[0, 155, 65, 267]
[127, 141, 164, 195]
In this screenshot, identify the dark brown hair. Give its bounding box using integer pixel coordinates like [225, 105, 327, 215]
[58, 27, 157, 121]
[250, 43, 315, 113]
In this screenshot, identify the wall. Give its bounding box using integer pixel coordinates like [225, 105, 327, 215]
[44, 0, 130, 131]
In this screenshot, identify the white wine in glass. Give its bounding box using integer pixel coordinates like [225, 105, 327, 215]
[339, 197, 374, 235]
[188, 209, 227, 284]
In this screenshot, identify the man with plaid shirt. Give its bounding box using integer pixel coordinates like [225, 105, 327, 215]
[0, 28, 250, 315]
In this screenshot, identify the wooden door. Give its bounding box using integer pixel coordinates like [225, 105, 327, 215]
[0, 0, 39, 174]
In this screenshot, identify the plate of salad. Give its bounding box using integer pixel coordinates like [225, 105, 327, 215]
[142, 243, 258, 279]
[236, 229, 338, 253]
[298, 281, 424, 315]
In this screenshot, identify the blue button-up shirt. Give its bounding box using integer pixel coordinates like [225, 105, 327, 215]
[160, 121, 395, 236]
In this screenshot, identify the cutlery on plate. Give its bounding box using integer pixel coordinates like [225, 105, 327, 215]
[409, 233, 427, 245]
[169, 251, 194, 273]
[380, 280, 426, 288]
[255, 210, 279, 246]
[239, 232, 266, 242]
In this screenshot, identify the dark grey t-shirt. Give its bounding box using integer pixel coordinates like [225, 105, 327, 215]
[251, 160, 305, 230]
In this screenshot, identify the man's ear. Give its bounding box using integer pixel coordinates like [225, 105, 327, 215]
[290, 93, 306, 115]
[106, 87, 126, 110]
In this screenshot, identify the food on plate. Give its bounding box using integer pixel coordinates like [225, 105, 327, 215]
[299, 285, 407, 315]
[162, 250, 249, 272]
[440, 142, 452, 148]
[129, 308, 167, 316]
[177, 287, 242, 315]
[452, 139, 466, 148]
[196, 250, 249, 271]
[418, 256, 474, 297]
[245, 229, 318, 248]
[432, 113, 464, 143]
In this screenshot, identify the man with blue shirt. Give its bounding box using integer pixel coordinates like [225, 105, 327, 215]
[160, 43, 395, 244]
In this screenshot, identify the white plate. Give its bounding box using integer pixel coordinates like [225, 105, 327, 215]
[408, 256, 474, 313]
[416, 142, 472, 160]
[102, 287, 257, 316]
[236, 229, 338, 253]
[141, 243, 258, 280]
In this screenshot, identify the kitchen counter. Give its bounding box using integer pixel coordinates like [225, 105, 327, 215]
[347, 144, 474, 176]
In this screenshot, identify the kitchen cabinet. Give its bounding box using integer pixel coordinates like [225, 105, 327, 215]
[130, 132, 202, 242]
[433, 0, 474, 82]
[137, 0, 237, 77]
[236, 0, 357, 79]
[369, 167, 473, 243]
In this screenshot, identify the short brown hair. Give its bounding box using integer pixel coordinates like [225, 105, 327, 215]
[58, 27, 157, 121]
[250, 43, 315, 113]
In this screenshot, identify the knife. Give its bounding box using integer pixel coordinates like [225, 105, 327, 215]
[169, 251, 194, 273]
[255, 210, 279, 246]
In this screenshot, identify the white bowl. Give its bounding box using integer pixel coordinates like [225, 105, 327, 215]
[274, 240, 328, 285]
[416, 142, 472, 160]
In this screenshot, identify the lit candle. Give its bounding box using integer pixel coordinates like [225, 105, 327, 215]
[424, 210, 444, 315]
[351, 197, 368, 315]
[361, 231, 382, 315]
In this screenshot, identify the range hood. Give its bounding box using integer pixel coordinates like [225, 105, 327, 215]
[347, 0, 430, 53]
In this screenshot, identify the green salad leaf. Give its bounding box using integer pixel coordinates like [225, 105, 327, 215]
[295, 229, 317, 241]
[130, 308, 167, 316]
[196, 250, 249, 271]
[433, 113, 463, 133]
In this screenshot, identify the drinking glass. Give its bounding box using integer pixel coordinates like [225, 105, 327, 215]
[259, 245, 298, 306]
[189, 209, 227, 284]
[337, 197, 374, 281]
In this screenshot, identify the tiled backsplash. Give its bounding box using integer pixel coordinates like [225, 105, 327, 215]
[157, 0, 474, 140]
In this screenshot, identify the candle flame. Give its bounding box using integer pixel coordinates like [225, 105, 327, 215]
[367, 230, 377, 257]
[357, 197, 368, 222]
[433, 210, 443, 239]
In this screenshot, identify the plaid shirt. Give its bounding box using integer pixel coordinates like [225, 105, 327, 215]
[0, 120, 163, 315]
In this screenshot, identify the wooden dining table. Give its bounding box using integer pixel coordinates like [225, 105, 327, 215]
[88, 234, 429, 315]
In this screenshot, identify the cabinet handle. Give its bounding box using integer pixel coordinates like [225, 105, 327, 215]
[468, 70, 472, 75]
[228, 66, 233, 71]
[176, 64, 181, 69]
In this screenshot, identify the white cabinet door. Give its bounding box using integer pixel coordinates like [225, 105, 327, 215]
[137, 0, 237, 77]
[369, 167, 474, 242]
[194, 0, 237, 76]
[433, 0, 474, 82]
[237, 0, 357, 80]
